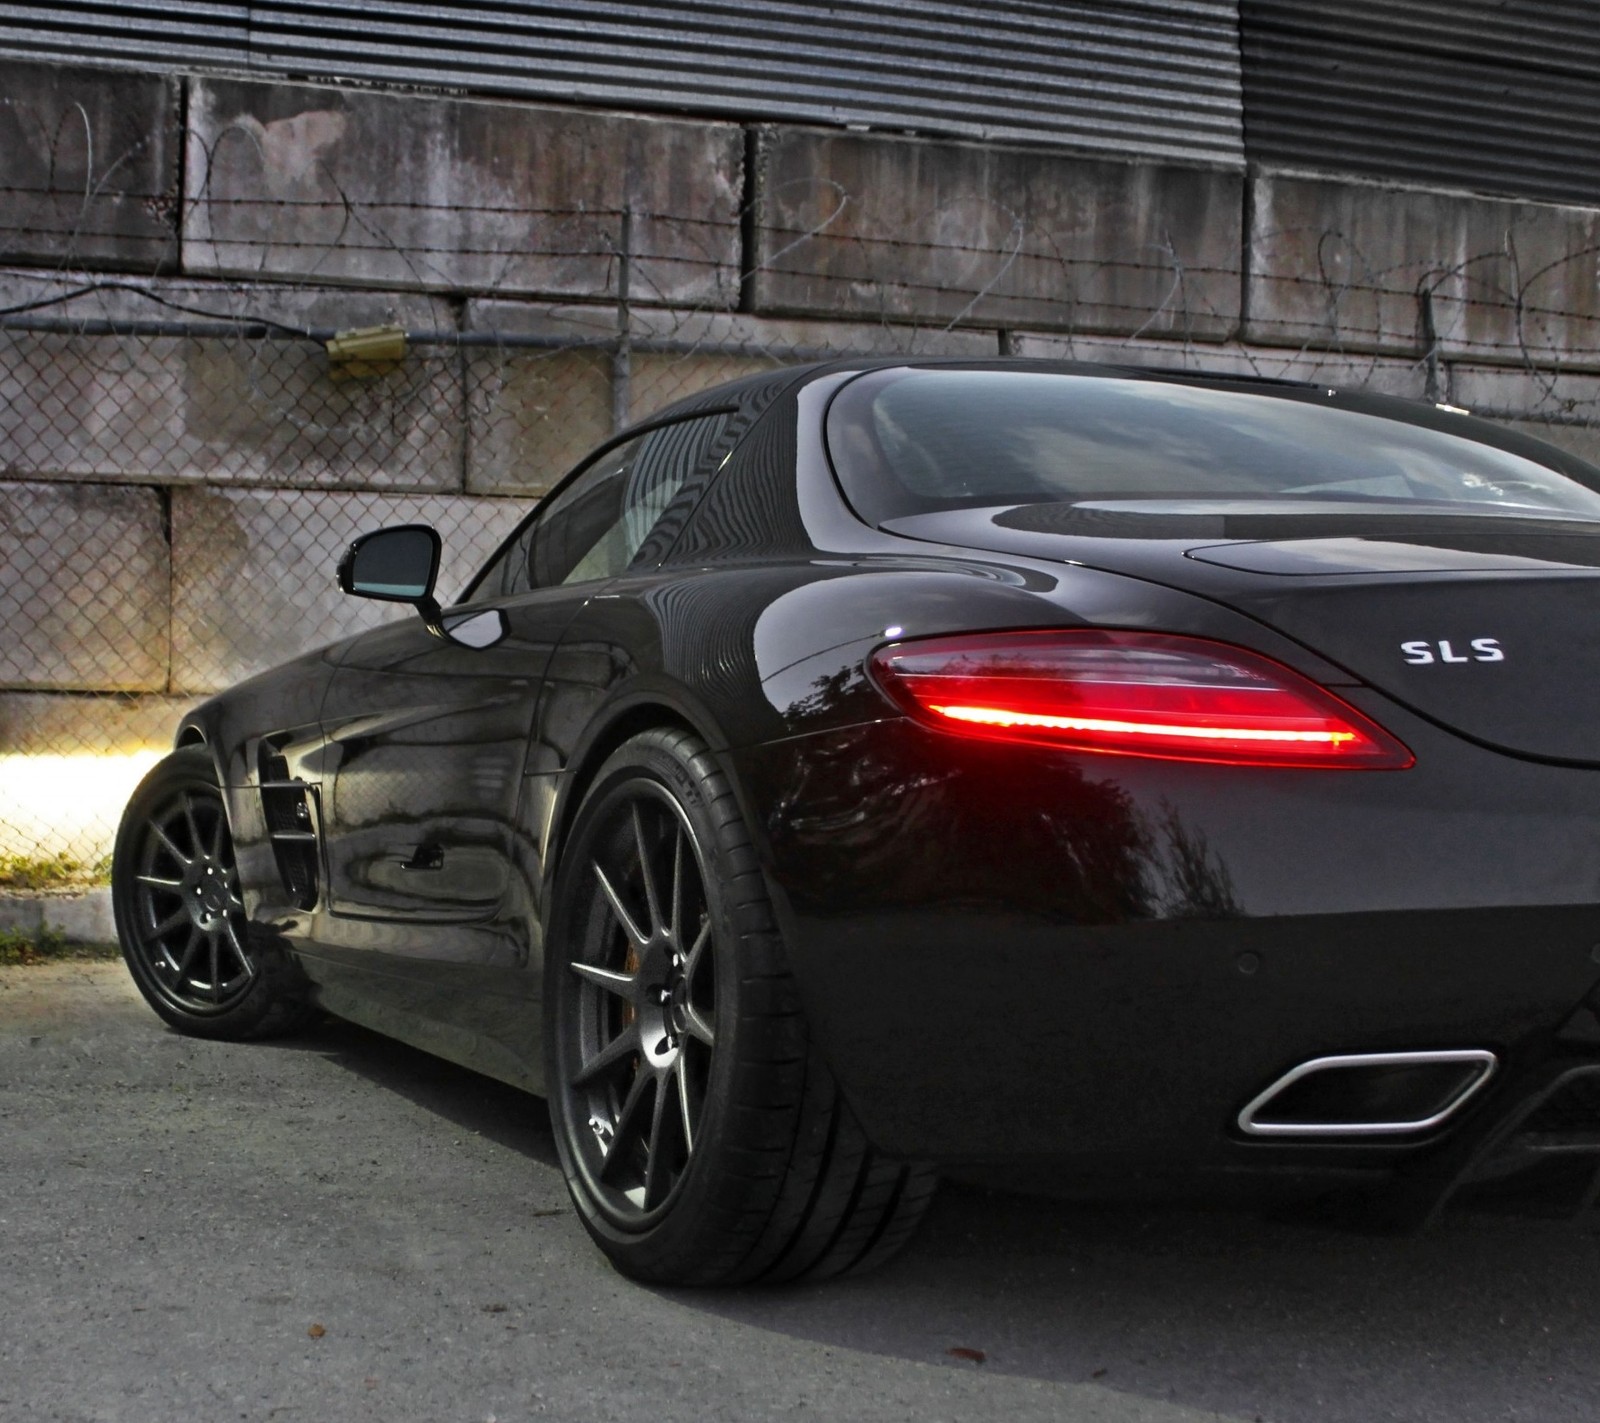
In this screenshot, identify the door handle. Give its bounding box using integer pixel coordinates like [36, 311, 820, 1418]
[396, 842, 444, 871]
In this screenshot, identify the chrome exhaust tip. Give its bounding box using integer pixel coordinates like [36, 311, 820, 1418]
[1237, 1049, 1498, 1138]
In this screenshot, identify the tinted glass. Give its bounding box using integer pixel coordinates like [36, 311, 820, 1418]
[472, 412, 732, 598]
[530, 435, 648, 588]
[826, 368, 1600, 525]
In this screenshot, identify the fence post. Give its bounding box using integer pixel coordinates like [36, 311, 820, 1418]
[612, 205, 633, 433]
[1419, 286, 1442, 404]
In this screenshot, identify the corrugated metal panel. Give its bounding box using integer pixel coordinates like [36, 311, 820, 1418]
[0, 0, 1245, 167]
[1242, 1, 1600, 206]
[1245, 0, 1600, 78]
[2, 4, 251, 69]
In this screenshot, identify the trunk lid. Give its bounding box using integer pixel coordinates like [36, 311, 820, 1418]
[881, 503, 1600, 764]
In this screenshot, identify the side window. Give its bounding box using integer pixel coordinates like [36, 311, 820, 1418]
[468, 449, 626, 602]
[477, 412, 733, 598]
[530, 434, 650, 589]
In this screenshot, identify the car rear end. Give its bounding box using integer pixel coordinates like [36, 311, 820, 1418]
[740, 363, 1600, 1219]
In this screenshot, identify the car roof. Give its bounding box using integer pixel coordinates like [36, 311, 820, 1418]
[636, 355, 1332, 430]
[641, 356, 1600, 500]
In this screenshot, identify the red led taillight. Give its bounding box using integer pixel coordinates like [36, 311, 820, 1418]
[868, 631, 1414, 768]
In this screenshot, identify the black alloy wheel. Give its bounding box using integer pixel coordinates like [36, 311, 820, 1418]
[547, 728, 938, 1286]
[113, 746, 309, 1039]
[560, 774, 717, 1224]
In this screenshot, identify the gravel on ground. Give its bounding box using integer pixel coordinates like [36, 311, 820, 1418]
[3, 962, 1597, 1423]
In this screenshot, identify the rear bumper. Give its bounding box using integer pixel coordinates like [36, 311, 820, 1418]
[728, 712, 1600, 1198]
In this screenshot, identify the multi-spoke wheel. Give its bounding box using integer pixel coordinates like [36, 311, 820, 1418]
[547, 728, 937, 1286]
[562, 779, 717, 1221]
[113, 746, 310, 1039]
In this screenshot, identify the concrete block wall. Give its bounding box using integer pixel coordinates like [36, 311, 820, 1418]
[1248, 173, 1600, 367]
[0, 887, 116, 944]
[0, 480, 169, 692]
[3, 54, 1600, 861]
[3, 62, 1594, 372]
[167, 487, 528, 693]
[0, 692, 198, 756]
[183, 78, 744, 303]
[749, 128, 1244, 338]
[0, 274, 463, 489]
[0, 60, 180, 270]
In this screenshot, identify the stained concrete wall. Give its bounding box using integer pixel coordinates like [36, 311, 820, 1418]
[0, 481, 168, 694]
[749, 127, 1243, 338]
[169, 488, 528, 692]
[1248, 173, 1600, 367]
[0, 271, 462, 490]
[3, 53, 1600, 785]
[0, 60, 179, 270]
[0, 469, 521, 711]
[0, 693, 198, 755]
[183, 78, 744, 304]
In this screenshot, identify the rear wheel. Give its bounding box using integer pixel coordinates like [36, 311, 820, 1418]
[112, 746, 310, 1039]
[546, 727, 937, 1285]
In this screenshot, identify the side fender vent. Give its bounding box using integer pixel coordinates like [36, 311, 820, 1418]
[258, 746, 321, 911]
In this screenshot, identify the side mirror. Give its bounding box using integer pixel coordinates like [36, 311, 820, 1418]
[337, 524, 441, 604]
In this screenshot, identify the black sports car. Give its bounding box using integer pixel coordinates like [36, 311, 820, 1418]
[113, 359, 1600, 1284]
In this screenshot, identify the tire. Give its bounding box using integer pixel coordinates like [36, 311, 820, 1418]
[112, 746, 313, 1040]
[545, 727, 937, 1286]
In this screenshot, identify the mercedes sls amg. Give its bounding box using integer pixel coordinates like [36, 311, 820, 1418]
[114, 360, 1600, 1283]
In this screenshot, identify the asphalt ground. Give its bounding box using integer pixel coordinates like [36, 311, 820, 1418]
[3, 962, 1598, 1423]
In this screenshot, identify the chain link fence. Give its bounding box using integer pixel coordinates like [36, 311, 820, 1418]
[6, 183, 1600, 877]
[0, 209, 973, 875]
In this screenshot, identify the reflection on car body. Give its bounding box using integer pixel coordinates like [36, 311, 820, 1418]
[113, 360, 1600, 1285]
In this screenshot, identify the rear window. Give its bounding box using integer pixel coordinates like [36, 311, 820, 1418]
[825, 367, 1600, 526]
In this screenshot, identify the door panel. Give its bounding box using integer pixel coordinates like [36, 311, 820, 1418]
[312, 409, 741, 986]
[318, 589, 586, 947]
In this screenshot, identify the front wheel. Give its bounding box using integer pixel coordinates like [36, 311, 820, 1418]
[545, 727, 936, 1286]
[112, 746, 310, 1040]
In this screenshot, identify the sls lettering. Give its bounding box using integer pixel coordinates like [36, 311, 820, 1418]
[1400, 638, 1505, 665]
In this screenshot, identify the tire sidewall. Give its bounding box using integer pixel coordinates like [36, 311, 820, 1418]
[112, 746, 277, 1039]
[545, 731, 771, 1277]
